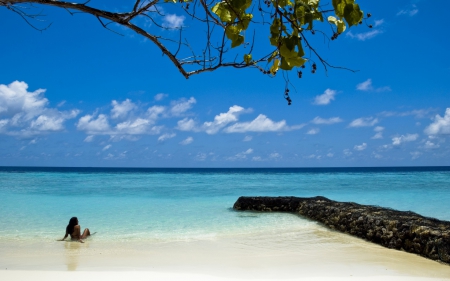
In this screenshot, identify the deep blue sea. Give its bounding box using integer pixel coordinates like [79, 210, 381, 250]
[1, 167, 449, 243]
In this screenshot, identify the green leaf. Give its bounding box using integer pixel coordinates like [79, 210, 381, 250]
[295, 6, 306, 25]
[237, 14, 253, 30]
[269, 36, 279, 46]
[337, 19, 346, 33]
[332, 0, 346, 18]
[344, 3, 363, 26]
[280, 57, 291, 70]
[280, 44, 297, 59]
[305, 12, 313, 29]
[231, 35, 244, 48]
[244, 54, 252, 64]
[313, 11, 324, 22]
[268, 51, 278, 63]
[278, 0, 290, 8]
[270, 59, 280, 74]
[230, 0, 247, 9]
[286, 56, 307, 67]
[212, 3, 232, 23]
[225, 25, 240, 40]
[328, 16, 337, 24]
[280, 56, 307, 70]
[270, 18, 281, 34]
[225, 25, 244, 48]
[328, 16, 346, 33]
[307, 0, 319, 8]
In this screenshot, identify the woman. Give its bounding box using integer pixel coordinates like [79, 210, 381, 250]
[58, 217, 91, 243]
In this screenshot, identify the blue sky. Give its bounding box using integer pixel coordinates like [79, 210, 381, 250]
[1, 0, 449, 167]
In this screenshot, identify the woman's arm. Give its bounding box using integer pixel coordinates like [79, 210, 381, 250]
[57, 233, 68, 241]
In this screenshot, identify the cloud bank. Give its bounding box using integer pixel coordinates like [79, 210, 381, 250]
[0, 81, 79, 137]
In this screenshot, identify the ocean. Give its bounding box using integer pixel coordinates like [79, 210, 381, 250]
[1, 166, 449, 244]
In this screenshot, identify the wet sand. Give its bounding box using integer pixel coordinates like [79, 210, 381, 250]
[1, 223, 450, 280]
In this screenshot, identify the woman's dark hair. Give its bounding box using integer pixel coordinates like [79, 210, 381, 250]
[66, 217, 78, 235]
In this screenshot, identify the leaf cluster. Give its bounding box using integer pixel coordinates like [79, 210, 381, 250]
[211, 0, 364, 75]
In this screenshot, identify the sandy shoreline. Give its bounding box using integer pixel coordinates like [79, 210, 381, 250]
[2, 224, 450, 280]
[2, 271, 450, 281]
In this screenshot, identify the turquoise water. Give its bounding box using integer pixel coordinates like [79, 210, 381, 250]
[1, 167, 449, 243]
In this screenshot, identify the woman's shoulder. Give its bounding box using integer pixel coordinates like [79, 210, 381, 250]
[74, 225, 80, 229]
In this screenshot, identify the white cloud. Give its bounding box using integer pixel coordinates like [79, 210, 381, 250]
[379, 109, 435, 118]
[372, 132, 383, 139]
[357, 79, 373, 91]
[154, 93, 168, 101]
[311, 116, 343, 125]
[354, 143, 367, 151]
[180, 136, 193, 145]
[397, 5, 418, 17]
[84, 135, 94, 142]
[224, 114, 291, 133]
[202, 105, 249, 134]
[372, 152, 383, 159]
[313, 89, 337, 105]
[269, 152, 281, 159]
[163, 14, 185, 29]
[241, 148, 254, 156]
[115, 118, 158, 135]
[102, 144, 112, 151]
[77, 96, 193, 137]
[0, 81, 47, 118]
[0, 81, 79, 136]
[410, 151, 422, 160]
[195, 153, 208, 161]
[371, 126, 384, 139]
[29, 115, 66, 131]
[158, 133, 176, 142]
[243, 135, 252, 142]
[327, 153, 334, 158]
[244, 148, 253, 154]
[346, 30, 382, 41]
[111, 99, 136, 119]
[424, 108, 450, 135]
[392, 134, 419, 146]
[343, 149, 353, 157]
[77, 114, 111, 134]
[374, 19, 384, 27]
[357, 79, 391, 92]
[306, 128, 320, 135]
[170, 97, 196, 116]
[423, 140, 440, 149]
[176, 118, 197, 131]
[348, 117, 378, 128]
[252, 156, 263, 161]
[175, 105, 301, 135]
[147, 105, 166, 120]
[228, 148, 254, 161]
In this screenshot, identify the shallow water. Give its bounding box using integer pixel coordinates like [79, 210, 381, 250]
[1, 167, 449, 243]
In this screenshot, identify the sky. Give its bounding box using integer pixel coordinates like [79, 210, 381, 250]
[0, 0, 449, 167]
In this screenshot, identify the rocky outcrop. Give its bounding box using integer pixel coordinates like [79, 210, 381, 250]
[233, 196, 450, 264]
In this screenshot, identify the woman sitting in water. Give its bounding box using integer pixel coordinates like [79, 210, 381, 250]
[58, 217, 91, 243]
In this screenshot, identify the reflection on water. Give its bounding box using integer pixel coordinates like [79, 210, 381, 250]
[63, 241, 87, 271]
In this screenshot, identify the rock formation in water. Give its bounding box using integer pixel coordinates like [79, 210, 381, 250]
[233, 196, 450, 264]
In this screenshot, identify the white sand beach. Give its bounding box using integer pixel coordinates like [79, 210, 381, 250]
[1, 224, 450, 281]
